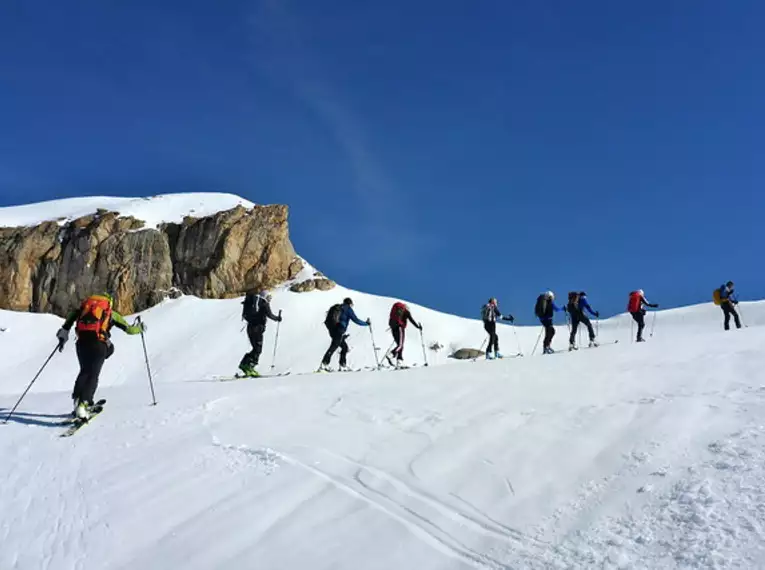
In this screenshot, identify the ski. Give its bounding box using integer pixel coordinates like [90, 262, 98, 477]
[217, 371, 291, 381]
[60, 399, 106, 438]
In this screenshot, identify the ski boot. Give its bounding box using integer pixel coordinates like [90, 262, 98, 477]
[486, 352, 495, 360]
[568, 343, 578, 352]
[495, 352, 503, 359]
[636, 338, 646, 343]
[317, 363, 332, 373]
[543, 347, 555, 355]
[589, 340, 599, 348]
[238, 362, 259, 378]
[385, 353, 395, 367]
[338, 364, 352, 372]
[74, 399, 91, 421]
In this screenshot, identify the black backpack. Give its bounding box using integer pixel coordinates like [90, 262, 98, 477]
[325, 304, 343, 326]
[242, 293, 258, 322]
[534, 295, 548, 319]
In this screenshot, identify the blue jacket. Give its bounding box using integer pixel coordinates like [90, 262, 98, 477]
[719, 285, 738, 303]
[339, 305, 368, 332]
[579, 296, 597, 317]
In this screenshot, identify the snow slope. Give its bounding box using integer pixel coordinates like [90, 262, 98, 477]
[2, 294, 765, 569]
[0, 192, 254, 228]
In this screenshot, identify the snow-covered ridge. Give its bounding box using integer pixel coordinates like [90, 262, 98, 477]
[0, 192, 255, 228]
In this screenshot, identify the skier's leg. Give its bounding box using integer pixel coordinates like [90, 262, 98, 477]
[636, 313, 646, 340]
[74, 341, 106, 405]
[569, 318, 579, 345]
[72, 342, 90, 402]
[543, 323, 555, 348]
[250, 325, 265, 366]
[397, 328, 406, 361]
[582, 316, 595, 341]
[322, 328, 342, 365]
[731, 306, 742, 329]
[488, 322, 498, 353]
[722, 304, 731, 330]
[391, 325, 403, 359]
[339, 336, 349, 367]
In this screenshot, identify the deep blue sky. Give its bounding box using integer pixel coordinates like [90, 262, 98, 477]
[1, 1, 763, 322]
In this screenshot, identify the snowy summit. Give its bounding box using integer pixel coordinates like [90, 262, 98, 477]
[0, 192, 255, 228]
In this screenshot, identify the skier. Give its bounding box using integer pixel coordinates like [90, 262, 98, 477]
[481, 298, 515, 360]
[319, 298, 370, 372]
[55, 293, 145, 420]
[535, 291, 563, 354]
[239, 290, 282, 377]
[387, 302, 422, 367]
[715, 281, 741, 330]
[627, 289, 659, 342]
[566, 291, 600, 350]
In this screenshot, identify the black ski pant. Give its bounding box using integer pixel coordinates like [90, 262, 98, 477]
[484, 321, 499, 354]
[322, 324, 349, 367]
[390, 324, 406, 360]
[542, 320, 555, 349]
[569, 314, 595, 345]
[72, 339, 109, 404]
[240, 323, 265, 368]
[721, 303, 741, 330]
[631, 311, 645, 341]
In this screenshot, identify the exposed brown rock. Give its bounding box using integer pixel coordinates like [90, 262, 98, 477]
[289, 278, 336, 293]
[0, 203, 304, 316]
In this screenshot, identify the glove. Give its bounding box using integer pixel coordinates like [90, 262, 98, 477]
[650, 304, 659, 309]
[505, 315, 515, 323]
[277, 316, 283, 322]
[366, 318, 372, 326]
[594, 311, 600, 318]
[417, 322, 423, 330]
[128, 321, 147, 335]
[56, 328, 69, 352]
[563, 306, 568, 313]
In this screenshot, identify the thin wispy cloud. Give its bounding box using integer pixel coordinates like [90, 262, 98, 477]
[248, 0, 434, 268]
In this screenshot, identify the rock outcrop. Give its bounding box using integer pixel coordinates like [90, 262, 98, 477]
[0, 204, 303, 316]
[450, 348, 485, 360]
[289, 278, 336, 293]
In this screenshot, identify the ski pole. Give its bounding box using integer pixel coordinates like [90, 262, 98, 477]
[531, 327, 544, 356]
[271, 310, 282, 371]
[512, 325, 523, 356]
[136, 316, 156, 406]
[650, 311, 657, 338]
[3, 345, 58, 424]
[419, 326, 429, 367]
[368, 324, 381, 368]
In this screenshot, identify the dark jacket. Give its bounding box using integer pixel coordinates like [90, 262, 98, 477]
[243, 294, 280, 327]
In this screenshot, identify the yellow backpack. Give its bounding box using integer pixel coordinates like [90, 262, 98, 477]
[712, 288, 722, 306]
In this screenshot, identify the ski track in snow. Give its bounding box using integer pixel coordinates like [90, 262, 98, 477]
[2, 300, 765, 568]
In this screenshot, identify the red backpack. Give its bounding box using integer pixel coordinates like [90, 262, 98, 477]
[390, 302, 407, 326]
[627, 291, 642, 313]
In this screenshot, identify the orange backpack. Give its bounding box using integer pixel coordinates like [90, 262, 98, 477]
[627, 291, 642, 313]
[76, 295, 113, 341]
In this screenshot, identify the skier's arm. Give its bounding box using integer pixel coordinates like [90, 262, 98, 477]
[642, 297, 659, 309]
[348, 307, 368, 327]
[552, 302, 563, 312]
[264, 301, 281, 322]
[61, 309, 80, 331]
[112, 312, 143, 335]
[406, 312, 421, 329]
[581, 298, 597, 317]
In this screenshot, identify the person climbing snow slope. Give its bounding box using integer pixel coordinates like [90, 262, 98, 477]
[566, 291, 600, 350]
[55, 293, 145, 420]
[239, 290, 282, 377]
[481, 298, 515, 359]
[387, 301, 422, 367]
[535, 291, 563, 354]
[320, 298, 370, 372]
[627, 289, 659, 342]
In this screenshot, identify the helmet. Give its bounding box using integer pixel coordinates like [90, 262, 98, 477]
[489, 297, 497, 305]
[343, 297, 353, 306]
[726, 281, 734, 288]
[579, 291, 587, 297]
[638, 289, 644, 296]
[545, 291, 554, 300]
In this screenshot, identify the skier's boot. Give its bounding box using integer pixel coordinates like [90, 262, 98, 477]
[486, 352, 494, 360]
[246, 367, 260, 378]
[636, 337, 646, 343]
[568, 343, 577, 352]
[495, 352, 503, 359]
[339, 364, 352, 372]
[317, 362, 332, 373]
[589, 340, 599, 348]
[74, 399, 91, 421]
[543, 347, 555, 355]
[385, 353, 395, 367]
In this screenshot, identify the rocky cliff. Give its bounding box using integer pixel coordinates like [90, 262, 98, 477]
[0, 204, 304, 316]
